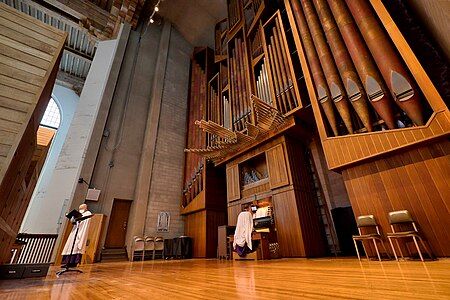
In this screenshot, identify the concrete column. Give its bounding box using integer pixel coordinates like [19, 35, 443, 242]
[49, 25, 130, 259]
[125, 22, 172, 257]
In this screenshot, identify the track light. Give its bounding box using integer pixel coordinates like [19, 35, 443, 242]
[154, 6, 159, 12]
[150, 18, 154, 23]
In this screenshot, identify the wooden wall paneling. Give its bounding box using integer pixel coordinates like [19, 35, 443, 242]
[0, 3, 66, 264]
[284, 138, 327, 257]
[0, 3, 66, 183]
[206, 210, 227, 258]
[272, 190, 305, 257]
[0, 122, 35, 264]
[343, 140, 450, 257]
[7, 139, 51, 235]
[185, 210, 207, 258]
[226, 164, 240, 201]
[227, 202, 241, 226]
[266, 143, 289, 189]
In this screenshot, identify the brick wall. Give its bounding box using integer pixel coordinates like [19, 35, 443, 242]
[144, 28, 193, 238]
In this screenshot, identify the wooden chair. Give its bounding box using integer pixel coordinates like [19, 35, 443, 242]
[352, 215, 390, 261]
[154, 237, 164, 260]
[131, 236, 145, 261]
[144, 236, 155, 260]
[387, 210, 433, 261]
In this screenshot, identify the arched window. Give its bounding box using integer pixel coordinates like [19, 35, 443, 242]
[41, 98, 61, 129]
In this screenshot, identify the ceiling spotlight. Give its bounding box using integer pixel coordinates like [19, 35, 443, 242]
[154, 6, 159, 12]
[150, 18, 154, 23]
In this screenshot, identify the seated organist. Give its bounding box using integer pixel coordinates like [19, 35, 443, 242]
[233, 205, 253, 257]
[233, 205, 259, 257]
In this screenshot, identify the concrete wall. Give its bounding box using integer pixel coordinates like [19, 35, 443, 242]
[68, 22, 193, 254]
[20, 85, 79, 233]
[19, 28, 129, 238]
[86, 23, 162, 249]
[144, 26, 192, 238]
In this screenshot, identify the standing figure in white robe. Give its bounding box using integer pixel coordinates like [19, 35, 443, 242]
[233, 206, 255, 257]
[61, 204, 92, 267]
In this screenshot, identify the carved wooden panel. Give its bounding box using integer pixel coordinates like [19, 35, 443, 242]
[226, 164, 240, 202]
[266, 144, 289, 189]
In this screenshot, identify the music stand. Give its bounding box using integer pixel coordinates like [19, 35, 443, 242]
[56, 212, 93, 277]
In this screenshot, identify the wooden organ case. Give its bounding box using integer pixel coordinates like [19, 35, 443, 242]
[183, 0, 331, 258]
[284, 0, 450, 256]
[182, 48, 228, 258]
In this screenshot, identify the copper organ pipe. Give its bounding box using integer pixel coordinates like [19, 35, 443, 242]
[300, 0, 353, 133]
[312, 0, 372, 132]
[327, 0, 396, 129]
[290, 0, 339, 136]
[345, 0, 424, 125]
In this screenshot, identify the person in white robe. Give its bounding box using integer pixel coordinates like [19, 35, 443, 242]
[61, 203, 92, 267]
[233, 206, 254, 257]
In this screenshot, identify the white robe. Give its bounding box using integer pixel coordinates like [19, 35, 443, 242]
[62, 211, 92, 255]
[233, 211, 253, 250]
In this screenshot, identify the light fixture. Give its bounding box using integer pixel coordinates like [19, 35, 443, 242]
[145, 0, 162, 28]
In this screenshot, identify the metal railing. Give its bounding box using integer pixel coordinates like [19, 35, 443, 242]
[10, 233, 58, 264]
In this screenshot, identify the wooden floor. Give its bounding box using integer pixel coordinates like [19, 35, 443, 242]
[1, 258, 449, 299]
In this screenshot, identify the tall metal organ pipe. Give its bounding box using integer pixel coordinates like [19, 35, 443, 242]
[300, 0, 354, 134]
[327, 0, 397, 130]
[345, 0, 424, 125]
[312, 0, 373, 132]
[290, 0, 339, 136]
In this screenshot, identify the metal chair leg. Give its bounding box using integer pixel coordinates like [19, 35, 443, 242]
[412, 236, 424, 261]
[372, 239, 381, 261]
[418, 237, 433, 260]
[152, 249, 155, 260]
[142, 250, 145, 261]
[353, 239, 361, 260]
[388, 237, 398, 261]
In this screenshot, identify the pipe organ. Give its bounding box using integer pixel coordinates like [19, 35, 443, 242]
[182, 0, 450, 258]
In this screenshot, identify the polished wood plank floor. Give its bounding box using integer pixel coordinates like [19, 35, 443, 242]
[1, 258, 449, 299]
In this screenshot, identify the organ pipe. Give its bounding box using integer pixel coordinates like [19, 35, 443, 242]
[345, 0, 424, 125]
[290, 0, 339, 136]
[300, 0, 354, 133]
[327, 0, 396, 129]
[312, 0, 373, 132]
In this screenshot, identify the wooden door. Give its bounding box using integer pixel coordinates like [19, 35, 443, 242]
[105, 199, 132, 248]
